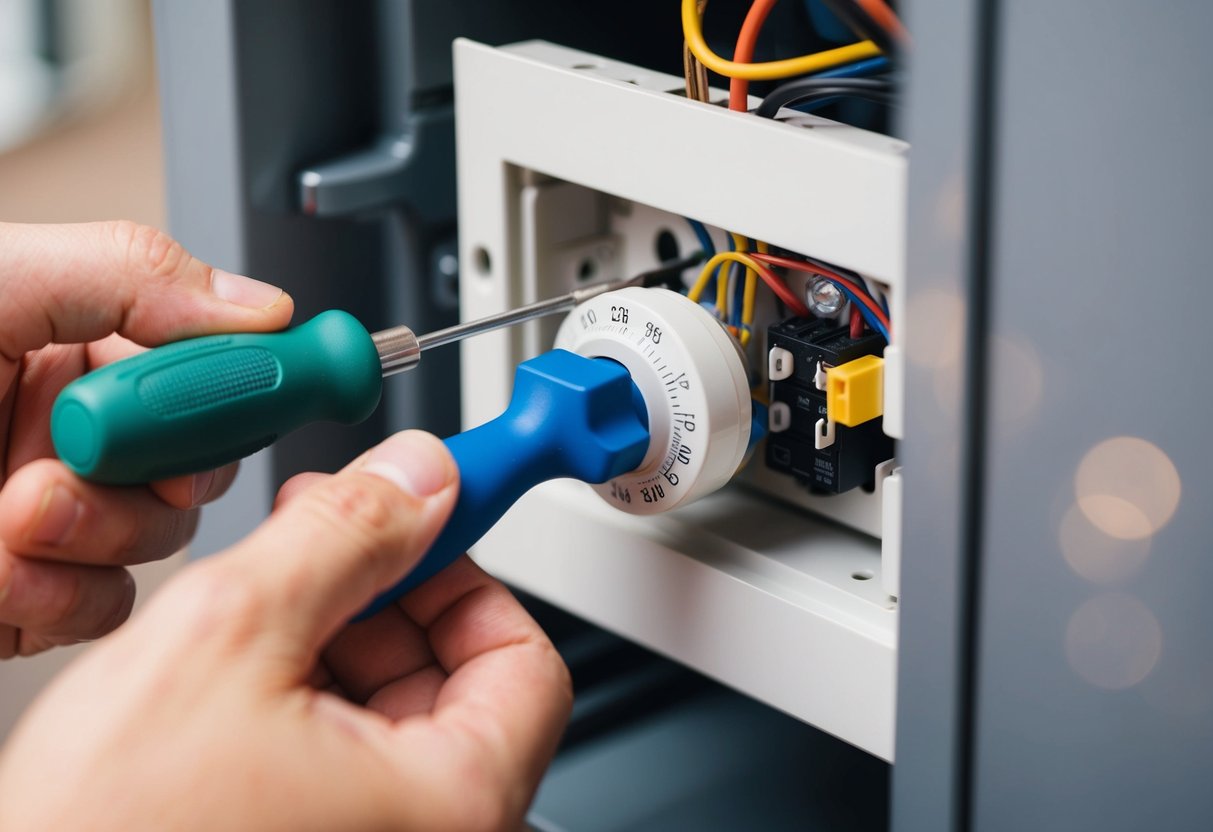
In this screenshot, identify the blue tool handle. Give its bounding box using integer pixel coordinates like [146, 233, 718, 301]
[359, 349, 650, 618]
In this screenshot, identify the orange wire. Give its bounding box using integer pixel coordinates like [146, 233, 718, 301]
[728, 0, 779, 111]
[854, 0, 910, 46]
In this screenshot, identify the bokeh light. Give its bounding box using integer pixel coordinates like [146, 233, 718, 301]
[1075, 437, 1180, 540]
[1059, 503, 1151, 584]
[1065, 593, 1162, 690]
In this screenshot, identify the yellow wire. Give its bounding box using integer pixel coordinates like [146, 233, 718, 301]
[741, 239, 768, 332]
[690, 250, 771, 304]
[682, 0, 881, 81]
[717, 233, 746, 319]
[715, 253, 730, 317]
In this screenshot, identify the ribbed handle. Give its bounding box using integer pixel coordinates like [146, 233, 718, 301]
[51, 311, 384, 484]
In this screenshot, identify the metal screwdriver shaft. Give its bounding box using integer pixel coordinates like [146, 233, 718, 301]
[372, 252, 703, 377]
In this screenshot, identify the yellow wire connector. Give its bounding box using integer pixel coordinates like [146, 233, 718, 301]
[825, 355, 884, 427]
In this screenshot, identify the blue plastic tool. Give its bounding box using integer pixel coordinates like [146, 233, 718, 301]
[359, 348, 650, 617]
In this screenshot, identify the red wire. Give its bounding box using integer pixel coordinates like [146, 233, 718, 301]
[854, 0, 911, 47]
[748, 251, 891, 331]
[729, 0, 778, 111]
[849, 304, 863, 337]
[748, 260, 813, 318]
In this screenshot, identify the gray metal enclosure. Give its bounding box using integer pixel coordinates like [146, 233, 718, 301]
[155, 1, 1213, 829]
[896, 1, 1213, 830]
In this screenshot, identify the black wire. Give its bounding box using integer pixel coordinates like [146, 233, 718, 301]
[817, 0, 898, 55]
[755, 78, 896, 119]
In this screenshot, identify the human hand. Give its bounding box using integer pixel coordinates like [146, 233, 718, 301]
[0, 221, 293, 656]
[0, 430, 572, 831]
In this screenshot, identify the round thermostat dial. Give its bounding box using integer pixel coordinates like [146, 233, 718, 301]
[555, 287, 751, 515]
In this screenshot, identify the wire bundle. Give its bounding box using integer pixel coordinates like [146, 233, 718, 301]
[749, 251, 890, 341]
[680, 0, 903, 119]
[682, 0, 712, 102]
[682, 224, 893, 342]
[681, 0, 881, 81]
[679, 0, 904, 343]
[689, 251, 811, 319]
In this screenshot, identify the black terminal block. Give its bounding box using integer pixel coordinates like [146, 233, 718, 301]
[765, 318, 894, 494]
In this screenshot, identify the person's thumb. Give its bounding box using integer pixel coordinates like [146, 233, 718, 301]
[0, 221, 293, 360]
[169, 431, 458, 670]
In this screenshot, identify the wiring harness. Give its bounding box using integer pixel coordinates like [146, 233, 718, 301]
[679, 0, 902, 344]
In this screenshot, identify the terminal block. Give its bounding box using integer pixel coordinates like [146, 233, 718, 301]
[765, 318, 893, 494]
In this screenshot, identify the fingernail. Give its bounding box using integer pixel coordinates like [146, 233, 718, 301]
[190, 469, 215, 507]
[211, 268, 284, 309]
[97, 571, 137, 636]
[31, 484, 84, 546]
[363, 431, 453, 498]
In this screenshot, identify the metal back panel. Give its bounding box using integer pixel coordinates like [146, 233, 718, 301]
[972, 3, 1213, 829]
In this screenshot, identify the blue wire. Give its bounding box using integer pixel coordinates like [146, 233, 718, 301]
[723, 233, 743, 326]
[793, 56, 892, 114]
[810, 56, 890, 80]
[834, 283, 890, 342]
[804, 0, 854, 43]
[685, 218, 715, 259]
[850, 269, 891, 316]
[684, 217, 719, 301]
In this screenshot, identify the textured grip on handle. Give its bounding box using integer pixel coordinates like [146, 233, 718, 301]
[358, 349, 650, 618]
[51, 311, 384, 484]
[137, 347, 282, 416]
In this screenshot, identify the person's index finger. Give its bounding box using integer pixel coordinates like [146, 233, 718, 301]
[0, 221, 293, 361]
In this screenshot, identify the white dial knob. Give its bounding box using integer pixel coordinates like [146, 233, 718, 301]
[555, 287, 751, 515]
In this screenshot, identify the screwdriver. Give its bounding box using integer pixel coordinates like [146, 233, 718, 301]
[51, 255, 700, 485]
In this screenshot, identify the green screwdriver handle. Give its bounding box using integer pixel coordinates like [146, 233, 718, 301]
[51, 310, 384, 484]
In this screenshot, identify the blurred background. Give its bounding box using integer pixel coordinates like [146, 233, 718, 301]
[0, 0, 183, 739]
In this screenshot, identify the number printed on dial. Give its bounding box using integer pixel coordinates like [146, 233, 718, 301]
[555, 287, 751, 516]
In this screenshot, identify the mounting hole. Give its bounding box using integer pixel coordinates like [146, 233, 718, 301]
[472, 246, 492, 277]
[572, 62, 599, 70]
[577, 258, 598, 282]
[654, 228, 680, 262]
[852, 569, 875, 581]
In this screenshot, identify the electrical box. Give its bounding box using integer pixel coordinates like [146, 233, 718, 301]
[456, 40, 906, 761]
